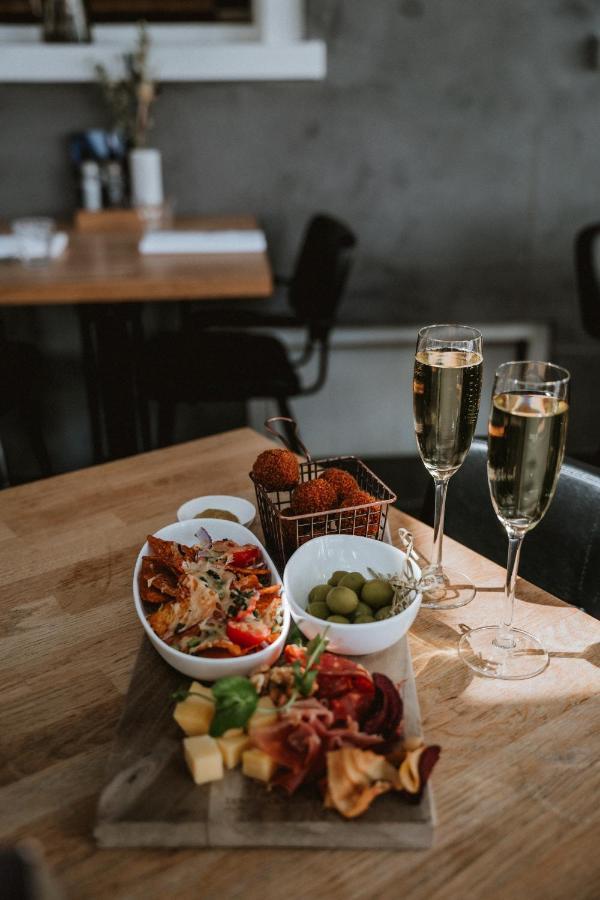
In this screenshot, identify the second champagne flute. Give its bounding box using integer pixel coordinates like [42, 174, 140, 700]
[413, 324, 483, 609]
[458, 360, 569, 679]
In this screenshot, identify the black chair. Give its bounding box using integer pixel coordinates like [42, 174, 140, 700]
[422, 439, 600, 619]
[574, 223, 600, 466]
[0, 338, 52, 487]
[575, 222, 600, 342]
[138, 214, 357, 452]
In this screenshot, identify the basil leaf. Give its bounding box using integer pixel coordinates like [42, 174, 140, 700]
[209, 676, 259, 737]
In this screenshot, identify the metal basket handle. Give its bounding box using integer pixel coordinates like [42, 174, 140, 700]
[264, 416, 312, 462]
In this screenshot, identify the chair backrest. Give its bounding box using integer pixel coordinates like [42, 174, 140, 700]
[422, 439, 600, 618]
[287, 214, 357, 340]
[574, 222, 600, 340]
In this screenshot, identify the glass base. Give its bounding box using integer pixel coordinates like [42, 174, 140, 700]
[420, 565, 476, 610]
[458, 625, 549, 680]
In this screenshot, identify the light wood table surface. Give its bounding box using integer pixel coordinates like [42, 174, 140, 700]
[1, 428, 599, 900]
[0, 215, 272, 306]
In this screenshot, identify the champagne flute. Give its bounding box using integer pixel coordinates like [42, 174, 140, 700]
[458, 361, 570, 679]
[413, 324, 483, 609]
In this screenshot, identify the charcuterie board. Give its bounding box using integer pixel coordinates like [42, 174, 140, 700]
[94, 633, 436, 849]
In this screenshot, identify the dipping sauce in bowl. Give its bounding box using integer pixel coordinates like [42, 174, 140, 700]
[195, 508, 239, 522]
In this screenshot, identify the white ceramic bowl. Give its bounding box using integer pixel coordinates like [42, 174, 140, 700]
[283, 534, 421, 656]
[133, 518, 289, 680]
[176, 495, 255, 527]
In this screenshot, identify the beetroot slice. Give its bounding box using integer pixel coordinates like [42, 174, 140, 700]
[363, 673, 403, 739]
[418, 745, 441, 786]
[401, 744, 441, 804]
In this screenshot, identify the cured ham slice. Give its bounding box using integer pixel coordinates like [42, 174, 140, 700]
[251, 699, 382, 794]
[313, 653, 375, 725]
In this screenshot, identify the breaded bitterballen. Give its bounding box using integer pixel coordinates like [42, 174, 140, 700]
[252, 448, 300, 491]
[341, 488, 381, 535]
[291, 478, 337, 514]
[321, 467, 359, 503]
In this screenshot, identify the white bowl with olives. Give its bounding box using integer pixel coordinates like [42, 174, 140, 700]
[283, 534, 422, 655]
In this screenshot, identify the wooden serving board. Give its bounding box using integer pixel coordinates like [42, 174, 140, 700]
[94, 635, 436, 850]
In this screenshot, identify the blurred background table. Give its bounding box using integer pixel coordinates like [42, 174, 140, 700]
[0, 215, 272, 463]
[0, 215, 272, 306]
[1, 427, 598, 900]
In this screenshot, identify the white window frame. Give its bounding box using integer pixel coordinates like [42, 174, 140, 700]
[0, 0, 326, 82]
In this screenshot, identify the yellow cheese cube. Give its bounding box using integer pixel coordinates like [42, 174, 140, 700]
[189, 682, 213, 700]
[183, 735, 224, 785]
[247, 696, 279, 735]
[223, 727, 244, 738]
[217, 732, 251, 769]
[242, 748, 278, 782]
[173, 681, 214, 736]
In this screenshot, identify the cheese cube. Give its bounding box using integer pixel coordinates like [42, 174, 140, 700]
[223, 727, 244, 738]
[217, 732, 251, 769]
[242, 748, 278, 783]
[247, 696, 278, 735]
[183, 735, 224, 785]
[173, 681, 214, 736]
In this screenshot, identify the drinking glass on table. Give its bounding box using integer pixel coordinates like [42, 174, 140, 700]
[11, 217, 55, 266]
[413, 324, 483, 609]
[459, 361, 570, 679]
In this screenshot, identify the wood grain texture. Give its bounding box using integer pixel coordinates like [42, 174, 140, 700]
[0, 216, 272, 305]
[1, 428, 599, 900]
[94, 636, 435, 850]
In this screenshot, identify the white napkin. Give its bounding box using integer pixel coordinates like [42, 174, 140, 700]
[139, 229, 267, 255]
[0, 232, 69, 260]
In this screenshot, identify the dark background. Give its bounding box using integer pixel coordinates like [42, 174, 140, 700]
[1, 0, 599, 481]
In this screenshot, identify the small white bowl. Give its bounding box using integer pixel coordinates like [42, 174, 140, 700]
[133, 518, 289, 680]
[176, 495, 255, 527]
[283, 534, 421, 656]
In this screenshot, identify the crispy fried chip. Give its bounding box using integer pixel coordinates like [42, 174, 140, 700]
[326, 748, 396, 819]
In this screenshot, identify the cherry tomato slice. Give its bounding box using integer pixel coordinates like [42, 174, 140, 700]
[226, 618, 270, 648]
[231, 546, 261, 568]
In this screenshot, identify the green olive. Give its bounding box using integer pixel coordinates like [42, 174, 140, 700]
[309, 584, 331, 605]
[338, 572, 366, 593]
[308, 601, 329, 619]
[361, 579, 394, 609]
[354, 613, 376, 624]
[328, 570, 349, 586]
[374, 605, 394, 621]
[326, 586, 359, 615]
[327, 614, 350, 624]
[354, 601, 371, 618]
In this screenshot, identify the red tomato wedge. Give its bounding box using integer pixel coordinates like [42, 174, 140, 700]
[226, 618, 270, 648]
[231, 545, 262, 568]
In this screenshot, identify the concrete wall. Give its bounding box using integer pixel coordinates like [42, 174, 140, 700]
[1, 0, 600, 475]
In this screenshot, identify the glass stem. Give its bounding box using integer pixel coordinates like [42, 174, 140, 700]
[430, 477, 449, 574]
[496, 530, 524, 649]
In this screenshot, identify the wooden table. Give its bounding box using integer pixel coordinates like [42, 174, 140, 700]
[0, 216, 272, 306]
[0, 215, 273, 464]
[1, 428, 599, 900]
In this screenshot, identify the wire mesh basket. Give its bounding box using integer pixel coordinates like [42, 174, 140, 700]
[250, 422, 397, 572]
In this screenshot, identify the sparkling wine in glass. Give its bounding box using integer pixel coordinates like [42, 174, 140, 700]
[413, 324, 483, 609]
[458, 360, 569, 679]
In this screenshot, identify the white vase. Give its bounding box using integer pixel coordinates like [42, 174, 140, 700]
[129, 148, 164, 208]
